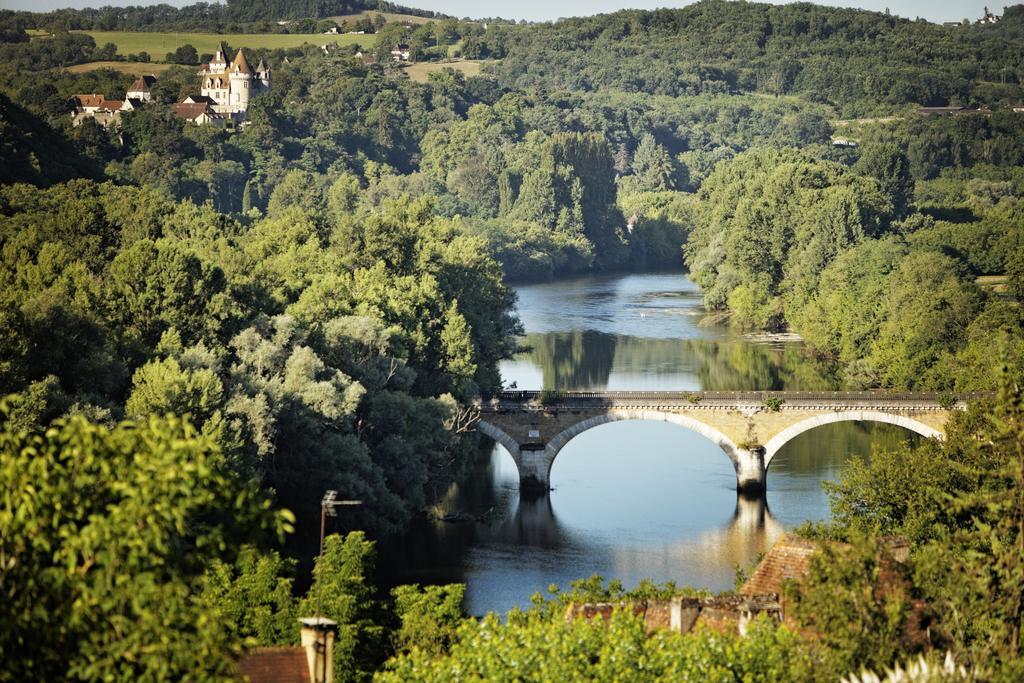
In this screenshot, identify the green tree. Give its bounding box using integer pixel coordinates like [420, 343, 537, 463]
[855, 141, 914, 219]
[299, 532, 383, 683]
[0, 411, 289, 681]
[104, 238, 236, 347]
[390, 584, 465, 658]
[785, 535, 937, 675]
[1008, 248, 1024, 301]
[439, 301, 477, 396]
[631, 133, 675, 191]
[816, 370, 1024, 676]
[126, 353, 226, 437]
[380, 607, 818, 682]
[167, 43, 199, 64]
[199, 547, 300, 646]
[935, 373, 1024, 675]
[868, 251, 982, 388]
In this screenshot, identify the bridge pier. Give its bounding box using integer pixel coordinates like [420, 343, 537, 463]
[518, 446, 554, 493]
[733, 447, 766, 495]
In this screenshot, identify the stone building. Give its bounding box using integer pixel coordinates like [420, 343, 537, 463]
[70, 70, 160, 128]
[198, 43, 271, 116]
[126, 75, 157, 102]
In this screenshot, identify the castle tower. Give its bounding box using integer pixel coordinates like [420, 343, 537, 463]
[254, 58, 271, 91]
[228, 48, 253, 112]
[210, 42, 228, 74]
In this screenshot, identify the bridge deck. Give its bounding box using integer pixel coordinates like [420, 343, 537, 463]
[477, 390, 990, 411]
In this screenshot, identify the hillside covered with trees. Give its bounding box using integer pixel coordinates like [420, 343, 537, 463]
[2, 0, 442, 33]
[1, 0, 1024, 680]
[486, 1, 1024, 114]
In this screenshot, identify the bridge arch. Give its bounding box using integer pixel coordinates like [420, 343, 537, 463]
[762, 410, 943, 470]
[545, 408, 741, 465]
[475, 419, 523, 460]
[545, 409, 769, 493]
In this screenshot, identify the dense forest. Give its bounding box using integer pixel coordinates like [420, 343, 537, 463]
[1, 0, 442, 33]
[488, 2, 1024, 114]
[1, 0, 1024, 680]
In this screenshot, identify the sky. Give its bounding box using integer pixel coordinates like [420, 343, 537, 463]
[0, 0, 1002, 26]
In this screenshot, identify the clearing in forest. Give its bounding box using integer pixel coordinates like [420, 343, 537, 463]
[74, 30, 372, 59]
[404, 59, 485, 82]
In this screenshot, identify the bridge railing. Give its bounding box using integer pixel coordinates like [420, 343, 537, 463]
[478, 390, 993, 403]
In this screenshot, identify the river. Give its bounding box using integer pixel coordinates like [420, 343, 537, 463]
[379, 270, 918, 615]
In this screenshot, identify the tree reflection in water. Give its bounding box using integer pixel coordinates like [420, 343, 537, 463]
[522, 331, 838, 392]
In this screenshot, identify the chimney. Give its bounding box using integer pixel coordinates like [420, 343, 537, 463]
[299, 617, 338, 683]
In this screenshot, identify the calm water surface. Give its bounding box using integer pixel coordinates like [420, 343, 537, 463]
[380, 271, 917, 615]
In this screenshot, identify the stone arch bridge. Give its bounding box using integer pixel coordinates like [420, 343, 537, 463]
[473, 391, 984, 494]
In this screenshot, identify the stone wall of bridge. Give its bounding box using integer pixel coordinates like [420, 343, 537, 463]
[474, 392, 963, 493]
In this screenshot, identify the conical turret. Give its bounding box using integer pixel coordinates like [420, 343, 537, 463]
[228, 47, 253, 111]
[231, 48, 252, 74]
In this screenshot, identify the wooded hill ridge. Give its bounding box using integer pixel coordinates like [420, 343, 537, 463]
[2, 0, 445, 33]
[487, 1, 1024, 114]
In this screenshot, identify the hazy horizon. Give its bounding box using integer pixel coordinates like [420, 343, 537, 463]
[0, 0, 1003, 25]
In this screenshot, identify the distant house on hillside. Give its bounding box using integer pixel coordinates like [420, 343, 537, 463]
[71, 93, 108, 115]
[70, 91, 133, 127]
[126, 74, 157, 101]
[980, 7, 1001, 23]
[391, 43, 411, 62]
[172, 101, 226, 127]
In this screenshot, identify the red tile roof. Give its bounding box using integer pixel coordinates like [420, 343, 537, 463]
[740, 534, 820, 597]
[127, 75, 157, 92]
[71, 94, 106, 109]
[238, 647, 310, 683]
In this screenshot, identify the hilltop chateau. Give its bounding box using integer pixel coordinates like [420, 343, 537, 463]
[70, 43, 270, 128]
[198, 43, 271, 115]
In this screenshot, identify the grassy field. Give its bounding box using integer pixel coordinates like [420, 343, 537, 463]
[75, 31, 374, 60]
[327, 11, 434, 26]
[64, 61, 177, 75]
[404, 59, 485, 83]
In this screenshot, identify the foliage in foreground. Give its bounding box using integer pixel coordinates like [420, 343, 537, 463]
[377, 610, 818, 683]
[792, 369, 1024, 680]
[0, 411, 290, 682]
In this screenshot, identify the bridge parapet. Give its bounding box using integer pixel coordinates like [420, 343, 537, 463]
[476, 390, 988, 410]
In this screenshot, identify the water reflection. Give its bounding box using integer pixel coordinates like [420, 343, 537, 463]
[521, 331, 838, 391]
[767, 418, 921, 527]
[497, 492, 565, 548]
[378, 270, 922, 616]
